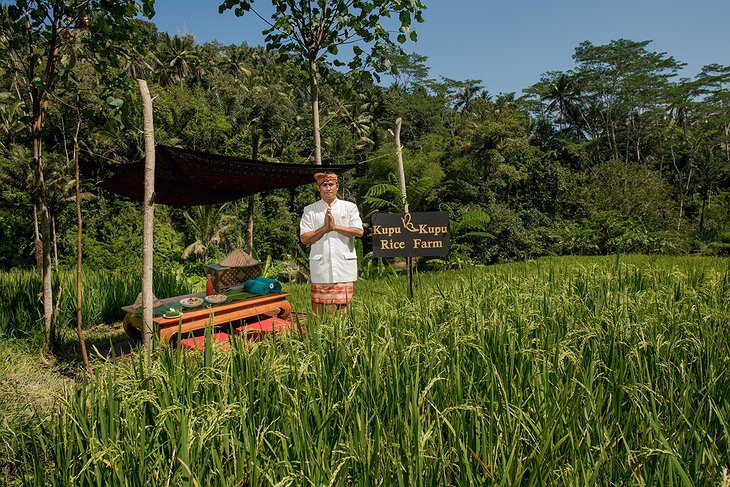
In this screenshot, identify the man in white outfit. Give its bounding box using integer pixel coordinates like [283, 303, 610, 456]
[300, 171, 364, 315]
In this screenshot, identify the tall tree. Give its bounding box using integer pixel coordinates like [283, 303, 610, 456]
[572, 39, 683, 164]
[137, 77, 156, 352]
[154, 33, 198, 87]
[383, 47, 431, 92]
[526, 71, 586, 133]
[0, 0, 154, 349]
[664, 64, 730, 229]
[219, 0, 426, 165]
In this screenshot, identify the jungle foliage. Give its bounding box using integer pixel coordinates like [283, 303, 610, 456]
[1, 6, 729, 290]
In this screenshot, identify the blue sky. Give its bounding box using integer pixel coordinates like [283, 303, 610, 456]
[150, 0, 730, 95]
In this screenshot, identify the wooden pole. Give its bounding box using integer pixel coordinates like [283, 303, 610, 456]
[73, 115, 90, 370]
[138, 78, 156, 353]
[247, 134, 259, 255]
[393, 118, 413, 298]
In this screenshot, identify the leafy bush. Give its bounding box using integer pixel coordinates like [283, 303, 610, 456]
[558, 211, 686, 255]
[702, 231, 730, 256]
[476, 204, 555, 263]
[579, 160, 678, 230]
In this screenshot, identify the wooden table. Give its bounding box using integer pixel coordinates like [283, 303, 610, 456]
[123, 292, 292, 345]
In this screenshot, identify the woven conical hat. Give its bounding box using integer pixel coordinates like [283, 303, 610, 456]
[132, 291, 162, 308]
[122, 291, 163, 313]
[219, 248, 260, 268]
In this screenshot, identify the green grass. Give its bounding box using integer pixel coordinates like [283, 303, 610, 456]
[0, 268, 192, 338]
[0, 338, 73, 484]
[2, 255, 729, 485]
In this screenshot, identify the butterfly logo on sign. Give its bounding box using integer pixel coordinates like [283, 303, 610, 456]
[401, 212, 418, 233]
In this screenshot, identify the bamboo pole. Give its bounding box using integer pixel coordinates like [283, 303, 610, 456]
[73, 115, 90, 370]
[394, 118, 413, 298]
[138, 78, 156, 352]
[247, 134, 259, 255]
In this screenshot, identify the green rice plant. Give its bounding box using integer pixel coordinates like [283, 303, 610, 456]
[0, 270, 43, 337]
[7, 255, 730, 485]
[0, 338, 72, 485]
[0, 268, 191, 338]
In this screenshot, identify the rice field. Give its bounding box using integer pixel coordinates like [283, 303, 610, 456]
[5, 255, 730, 485]
[0, 268, 191, 337]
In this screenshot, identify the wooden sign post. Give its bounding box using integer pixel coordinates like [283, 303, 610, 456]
[372, 211, 450, 297]
[371, 212, 450, 258]
[387, 118, 451, 297]
[392, 117, 413, 296]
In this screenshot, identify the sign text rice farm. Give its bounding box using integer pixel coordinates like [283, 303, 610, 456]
[371, 212, 450, 257]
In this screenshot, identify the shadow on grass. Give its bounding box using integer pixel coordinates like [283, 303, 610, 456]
[54, 323, 138, 368]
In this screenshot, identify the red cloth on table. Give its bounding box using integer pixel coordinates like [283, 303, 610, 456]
[234, 317, 301, 340]
[178, 332, 231, 351]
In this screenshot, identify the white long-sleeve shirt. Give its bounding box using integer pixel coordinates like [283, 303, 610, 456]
[299, 198, 363, 284]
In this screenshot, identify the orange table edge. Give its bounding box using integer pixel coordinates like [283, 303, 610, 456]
[123, 292, 292, 345]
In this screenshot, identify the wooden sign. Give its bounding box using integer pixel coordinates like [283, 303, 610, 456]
[371, 212, 450, 257]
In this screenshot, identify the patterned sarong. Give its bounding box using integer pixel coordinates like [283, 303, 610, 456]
[310, 282, 354, 306]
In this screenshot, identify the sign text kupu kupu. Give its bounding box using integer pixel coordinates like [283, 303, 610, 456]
[371, 212, 450, 257]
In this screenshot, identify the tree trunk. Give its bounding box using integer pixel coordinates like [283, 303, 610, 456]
[604, 98, 619, 162]
[247, 134, 259, 255]
[309, 58, 322, 165]
[246, 196, 255, 255]
[33, 125, 54, 350]
[699, 189, 707, 232]
[73, 124, 90, 371]
[138, 78, 156, 353]
[52, 215, 59, 273]
[394, 118, 409, 214]
[33, 203, 42, 275]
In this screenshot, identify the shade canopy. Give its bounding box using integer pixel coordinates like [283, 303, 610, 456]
[99, 145, 360, 207]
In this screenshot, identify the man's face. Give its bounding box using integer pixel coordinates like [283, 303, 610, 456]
[318, 180, 338, 203]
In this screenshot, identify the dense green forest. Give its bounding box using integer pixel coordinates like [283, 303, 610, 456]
[1, 6, 729, 281]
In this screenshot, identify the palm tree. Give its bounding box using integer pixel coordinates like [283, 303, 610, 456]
[219, 44, 252, 80]
[0, 92, 26, 148]
[540, 72, 584, 132]
[189, 42, 221, 87]
[452, 79, 485, 113]
[155, 34, 198, 87]
[182, 204, 236, 263]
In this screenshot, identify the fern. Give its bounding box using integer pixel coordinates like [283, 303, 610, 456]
[363, 182, 402, 211]
[457, 209, 491, 231]
[366, 182, 401, 199]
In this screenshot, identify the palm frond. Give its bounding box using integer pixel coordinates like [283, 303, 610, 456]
[457, 209, 491, 231]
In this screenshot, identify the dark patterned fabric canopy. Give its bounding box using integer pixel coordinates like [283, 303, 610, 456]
[99, 145, 360, 207]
